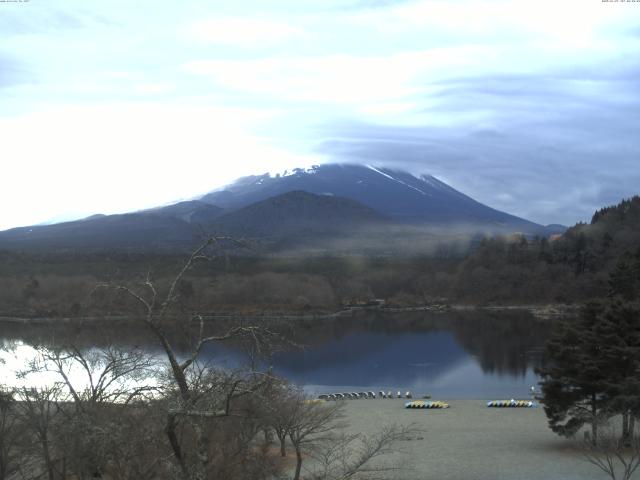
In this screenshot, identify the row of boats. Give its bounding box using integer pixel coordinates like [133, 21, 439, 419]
[318, 391, 422, 400]
[317, 393, 537, 409]
[405, 400, 449, 409]
[405, 399, 537, 409]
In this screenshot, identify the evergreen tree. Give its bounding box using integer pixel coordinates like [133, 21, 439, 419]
[597, 300, 640, 445]
[539, 253, 640, 445]
[601, 253, 640, 444]
[609, 251, 640, 301]
[537, 303, 610, 444]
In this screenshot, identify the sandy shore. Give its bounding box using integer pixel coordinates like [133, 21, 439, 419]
[339, 399, 604, 480]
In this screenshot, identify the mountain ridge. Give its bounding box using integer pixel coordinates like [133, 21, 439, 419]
[201, 164, 561, 235]
[0, 163, 566, 252]
[210, 190, 387, 238]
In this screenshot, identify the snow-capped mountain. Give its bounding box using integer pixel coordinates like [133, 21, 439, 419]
[201, 163, 549, 234]
[0, 163, 564, 252]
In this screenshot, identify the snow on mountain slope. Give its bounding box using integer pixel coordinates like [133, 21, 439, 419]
[201, 163, 544, 233]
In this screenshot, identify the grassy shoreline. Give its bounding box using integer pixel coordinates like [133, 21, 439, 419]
[339, 399, 603, 480]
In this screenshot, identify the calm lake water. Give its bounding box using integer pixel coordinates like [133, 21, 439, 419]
[0, 310, 554, 399]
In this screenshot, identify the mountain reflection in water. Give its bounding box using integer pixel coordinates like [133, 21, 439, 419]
[0, 310, 553, 398]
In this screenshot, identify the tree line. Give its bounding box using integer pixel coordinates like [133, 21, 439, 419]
[3, 196, 640, 314]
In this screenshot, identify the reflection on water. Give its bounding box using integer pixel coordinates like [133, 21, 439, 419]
[0, 310, 553, 398]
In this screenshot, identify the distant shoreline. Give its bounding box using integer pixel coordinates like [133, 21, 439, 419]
[0, 303, 579, 325]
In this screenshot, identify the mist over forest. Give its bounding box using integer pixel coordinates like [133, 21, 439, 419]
[1, 195, 638, 319]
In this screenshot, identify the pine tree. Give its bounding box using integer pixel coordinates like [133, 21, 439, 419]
[597, 300, 640, 445]
[609, 252, 640, 301]
[539, 250, 640, 446]
[537, 302, 610, 444]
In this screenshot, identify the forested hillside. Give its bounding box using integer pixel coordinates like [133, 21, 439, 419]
[1, 197, 638, 316]
[455, 196, 640, 303]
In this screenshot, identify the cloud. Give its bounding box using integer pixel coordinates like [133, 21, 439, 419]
[0, 7, 113, 35]
[185, 17, 304, 47]
[0, 103, 323, 230]
[0, 53, 30, 88]
[317, 65, 640, 226]
[343, 0, 635, 44]
[337, 0, 418, 10]
[1, 0, 639, 229]
[183, 46, 496, 106]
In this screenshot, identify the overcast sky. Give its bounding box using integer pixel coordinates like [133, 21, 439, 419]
[1, 0, 639, 230]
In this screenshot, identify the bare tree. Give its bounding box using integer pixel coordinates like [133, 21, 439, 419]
[0, 388, 22, 480]
[92, 400, 172, 480]
[287, 396, 346, 480]
[582, 423, 640, 480]
[17, 343, 161, 480]
[263, 380, 298, 458]
[283, 392, 416, 480]
[15, 385, 64, 480]
[22, 344, 159, 409]
[307, 424, 415, 480]
[98, 238, 288, 480]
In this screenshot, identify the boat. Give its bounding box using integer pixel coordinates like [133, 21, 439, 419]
[405, 400, 449, 409]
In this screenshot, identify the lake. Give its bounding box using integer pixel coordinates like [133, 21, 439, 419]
[0, 310, 554, 399]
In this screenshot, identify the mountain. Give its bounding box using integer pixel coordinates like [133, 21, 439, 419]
[0, 191, 385, 252]
[0, 200, 224, 251]
[210, 190, 386, 238]
[0, 163, 565, 252]
[144, 200, 224, 224]
[201, 164, 554, 235]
